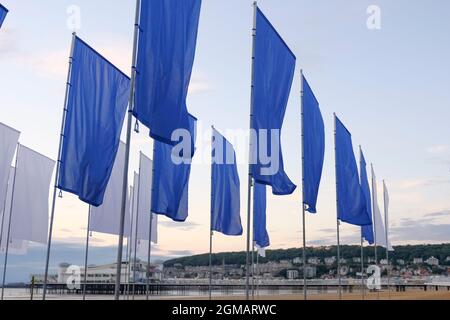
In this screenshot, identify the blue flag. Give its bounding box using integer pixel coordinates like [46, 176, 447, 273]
[58, 37, 130, 207]
[134, 0, 202, 146]
[251, 8, 297, 196]
[302, 75, 325, 213]
[0, 4, 8, 29]
[253, 183, 269, 248]
[152, 115, 197, 222]
[211, 128, 243, 236]
[335, 116, 371, 226]
[360, 148, 374, 244]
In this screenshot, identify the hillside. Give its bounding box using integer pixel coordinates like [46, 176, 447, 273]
[164, 244, 450, 267]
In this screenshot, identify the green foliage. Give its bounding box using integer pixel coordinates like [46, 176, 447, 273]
[163, 244, 450, 267]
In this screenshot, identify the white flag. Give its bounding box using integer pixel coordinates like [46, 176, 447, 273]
[256, 245, 266, 258]
[135, 152, 154, 241]
[371, 167, 393, 251]
[10, 145, 55, 244]
[383, 181, 393, 251]
[0, 123, 20, 221]
[90, 142, 131, 236]
[0, 166, 28, 256]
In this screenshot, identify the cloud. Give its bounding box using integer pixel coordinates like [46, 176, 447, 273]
[427, 145, 450, 154]
[390, 223, 450, 243]
[159, 221, 202, 232]
[166, 250, 195, 257]
[395, 178, 450, 189]
[424, 210, 450, 218]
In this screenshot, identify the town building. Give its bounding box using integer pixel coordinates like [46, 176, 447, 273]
[287, 270, 299, 279]
[425, 256, 439, 266]
[307, 257, 320, 265]
[324, 257, 336, 266]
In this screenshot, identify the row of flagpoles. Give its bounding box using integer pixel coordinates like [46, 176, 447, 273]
[0, 0, 393, 301]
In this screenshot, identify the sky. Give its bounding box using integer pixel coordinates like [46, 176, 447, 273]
[0, 0, 449, 282]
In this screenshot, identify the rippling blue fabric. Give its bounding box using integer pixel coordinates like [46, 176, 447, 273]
[253, 183, 269, 248]
[152, 115, 197, 222]
[251, 8, 296, 196]
[0, 4, 8, 29]
[302, 75, 325, 213]
[134, 0, 202, 147]
[335, 116, 371, 226]
[360, 149, 374, 244]
[211, 129, 242, 236]
[58, 37, 130, 207]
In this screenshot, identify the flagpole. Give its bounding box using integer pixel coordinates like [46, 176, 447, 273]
[256, 252, 260, 299]
[209, 126, 214, 301]
[82, 206, 91, 300]
[371, 164, 380, 298]
[146, 143, 156, 301]
[145, 213, 153, 301]
[114, 0, 141, 300]
[43, 33, 76, 300]
[252, 241, 255, 299]
[245, 0, 258, 301]
[0, 145, 19, 301]
[333, 113, 342, 300]
[132, 155, 142, 300]
[359, 146, 365, 300]
[126, 184, 136, 300]
[300, 69, 308, 300]
[360, 235, 365, 300]
[383, 180, 391, 299]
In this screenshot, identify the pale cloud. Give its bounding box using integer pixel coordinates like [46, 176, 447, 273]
[427, 145, 450, 154]
[394, 178, 450, 190]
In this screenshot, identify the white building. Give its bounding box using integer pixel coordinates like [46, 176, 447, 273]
[325, 257, 336, 266]
[396, 259, 405, 265]
[287, 270, 299, 279]
[293, 257, 302, 264]
[380, 259, 388, 265]
[413, 258, 423, 264]
[307, 257, 320, 265]
[425, 256, 439, 266]
[55, 260, 161, 285]
[353, 257, 361, 263]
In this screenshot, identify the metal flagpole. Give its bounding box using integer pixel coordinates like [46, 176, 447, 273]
[82, 206, 91, 300]
[1, 144, 19, 300]
[300, 69, 308, 300]
[132, 155, 142, 300]
[360, 236, 365, 299]
[252, 241, 255, 299]
[256, 252, 260, 299]
[208, 230, 213, 300]
[359, 146, 365, 300]
[126, 185, 136, 300]
[333, 113, 342, 300]
[145, 213, 153, 301]
[371, 164, 380, 299]
[245, 1, 258, 301]
[43, 33, 76, 300]
[114, 0, 141, 300]
[383, 180, 391, 299]
[209, 126, 214, 301]
[145, 143, 157, 301]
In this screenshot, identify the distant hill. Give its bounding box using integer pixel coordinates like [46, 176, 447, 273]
[164, 244, 450, 267]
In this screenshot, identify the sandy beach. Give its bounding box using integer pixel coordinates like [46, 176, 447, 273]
[164, 290, 450, 301]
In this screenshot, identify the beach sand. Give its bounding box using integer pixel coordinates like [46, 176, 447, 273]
[162, 290, 450, 301]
